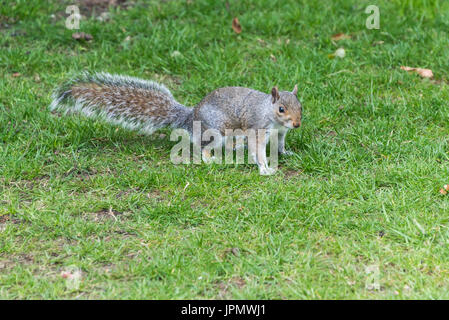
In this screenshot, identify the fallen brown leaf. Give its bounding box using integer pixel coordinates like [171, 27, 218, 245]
[12, 72, 21, 77]
[331, 33, 351, 41]
[417, 68, 433, 78]
[232, 17, 242, 34]
[400, 66, 433, 79]
[439, 184, 449, 195]
[72, 32, 93, 41]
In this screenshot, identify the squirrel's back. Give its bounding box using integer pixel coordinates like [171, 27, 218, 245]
[194, 86, 270, 132]
[50, 72, 193, 134]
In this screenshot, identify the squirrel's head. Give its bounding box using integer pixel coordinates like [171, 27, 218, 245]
[271, 85, 302, 129]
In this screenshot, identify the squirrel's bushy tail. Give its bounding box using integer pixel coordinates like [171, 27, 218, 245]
[50, 72, 193, 134]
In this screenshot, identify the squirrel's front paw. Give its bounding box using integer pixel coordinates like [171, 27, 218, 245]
[202, 149, 217, 164]
[280, 150, 295, 156]
[203, 155, 218, 164]
[259, 166, 277, 176]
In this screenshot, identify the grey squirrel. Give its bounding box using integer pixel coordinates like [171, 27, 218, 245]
[50, 72, 303, 175]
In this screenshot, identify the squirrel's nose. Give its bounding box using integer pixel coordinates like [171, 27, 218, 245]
[293, 122, 300, 128]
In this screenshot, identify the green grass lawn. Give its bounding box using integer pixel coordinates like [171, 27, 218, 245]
[1, 0, 449, 299]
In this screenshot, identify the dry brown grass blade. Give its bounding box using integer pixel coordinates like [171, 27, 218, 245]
[232, 17, 242, 34]
[331, 33, 351, 41]
[400, 66, 433, 78]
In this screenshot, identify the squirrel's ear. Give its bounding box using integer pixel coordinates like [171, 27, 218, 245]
[292, 84, 298, 96]
[271, 86, 280, 103]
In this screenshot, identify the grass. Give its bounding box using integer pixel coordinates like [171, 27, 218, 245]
[1, 0, 449, 299]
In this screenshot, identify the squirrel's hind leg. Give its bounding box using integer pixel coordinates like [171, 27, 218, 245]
[201, 134, 224, 164]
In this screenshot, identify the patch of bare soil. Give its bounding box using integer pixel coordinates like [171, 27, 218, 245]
[63, 166, 98, 180]
[77, 0, 130, 16]
[0, 214, 22, 225]
[283, 169, 302, 179]
[146, 189, 165, 202]
[8, 175, 51, 191]
[115, 187, 143, 199]
[84, 208, 124, 221]
[216, 277, 246, 298]
[0, 253, 34, 270]
[0, 15, 16, 30]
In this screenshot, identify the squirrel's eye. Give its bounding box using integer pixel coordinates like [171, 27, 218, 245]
[279, 106, 285, 113]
